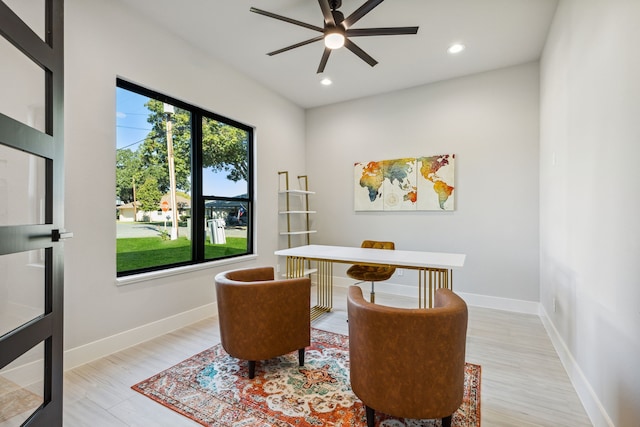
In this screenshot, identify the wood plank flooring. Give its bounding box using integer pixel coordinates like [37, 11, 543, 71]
[62, 287, 592, 426]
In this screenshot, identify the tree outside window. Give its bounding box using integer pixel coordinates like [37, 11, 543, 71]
[116, 80, 253, 276]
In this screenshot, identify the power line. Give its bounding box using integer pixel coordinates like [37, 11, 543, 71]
[117, 125, 152, 131]
[117, 137, 146, 151]
[117, 131, 159, 151]
[118, 112, 149, 116]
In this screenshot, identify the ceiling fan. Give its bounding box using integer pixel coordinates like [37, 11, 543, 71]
[250, 0, 419, 73]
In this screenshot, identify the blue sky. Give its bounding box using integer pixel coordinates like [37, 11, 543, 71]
[116, 87, 247, 197]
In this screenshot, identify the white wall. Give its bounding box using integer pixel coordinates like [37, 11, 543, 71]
[305, 63, 541, 304]
[63, 0, 306, 360]
[540, 0, 640, 425]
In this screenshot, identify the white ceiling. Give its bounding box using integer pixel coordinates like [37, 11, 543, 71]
[118, 0, 559, 109]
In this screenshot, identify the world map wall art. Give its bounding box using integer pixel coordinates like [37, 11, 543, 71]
[354, 154, 455, 211]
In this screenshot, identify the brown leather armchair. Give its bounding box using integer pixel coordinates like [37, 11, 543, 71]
[214, 266, 311, 379]
[346, 240, 396, 303]
[347, 285, 468, 427]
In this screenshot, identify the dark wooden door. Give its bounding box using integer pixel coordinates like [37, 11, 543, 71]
[0, 1, 65, 425]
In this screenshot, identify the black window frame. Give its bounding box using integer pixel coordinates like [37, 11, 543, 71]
[116, 78, 254, 277]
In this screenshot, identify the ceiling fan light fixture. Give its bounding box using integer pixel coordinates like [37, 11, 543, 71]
[324, 29, 345, 49]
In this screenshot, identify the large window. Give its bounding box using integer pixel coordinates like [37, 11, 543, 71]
[116, 79, 253, 276]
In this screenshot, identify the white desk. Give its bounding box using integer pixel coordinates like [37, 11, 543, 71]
[275, 245, 466, 318]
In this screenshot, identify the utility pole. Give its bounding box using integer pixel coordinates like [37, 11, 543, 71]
[164, 103, 179, 240]
[132, 177, 137, 222]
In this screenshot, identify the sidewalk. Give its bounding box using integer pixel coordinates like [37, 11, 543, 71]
[116, 222, 246, 238]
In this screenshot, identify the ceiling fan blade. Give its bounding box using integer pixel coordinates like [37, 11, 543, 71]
[342, 0, 385, 29]
[250, 7, 323, 33]
[318, 0, 335, 26]
[317, 47, 332, 73]
[344, 38, 378, 67]
[267, 36, 324, 56]
[346, 26, 419, 37]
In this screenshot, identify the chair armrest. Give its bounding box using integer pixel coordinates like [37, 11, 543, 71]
[222, 266, 275, 282]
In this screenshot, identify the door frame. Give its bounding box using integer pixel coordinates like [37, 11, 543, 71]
[0, 0, 65, 425]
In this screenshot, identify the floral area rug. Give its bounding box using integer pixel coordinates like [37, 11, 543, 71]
[132, 328, 481, 426]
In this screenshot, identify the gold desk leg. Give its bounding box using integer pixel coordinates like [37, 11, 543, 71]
[287, 256, 333, 321]
[429, 268, 434, 308]
[419, 268, 454, 308]
[311, 260, 333, 320]
[418, 269, 423, 309]
[419, 268, 428, 309]
[285, 256, 306, 278]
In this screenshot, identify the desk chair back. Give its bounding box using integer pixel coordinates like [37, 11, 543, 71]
[346, 240, 396, 302]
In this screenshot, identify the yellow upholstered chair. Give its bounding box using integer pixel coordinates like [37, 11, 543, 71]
[346, 240, 395, 302]
[347, 285, 469, 427]
[214, 266, 311, 379]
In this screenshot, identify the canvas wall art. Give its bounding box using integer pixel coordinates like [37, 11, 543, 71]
[354, 154, 455, 211]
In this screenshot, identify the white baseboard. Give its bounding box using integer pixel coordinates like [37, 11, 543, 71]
[331, 276, 541, 314]
[456, 290, 540, 314]
[1, 359, 41, 387]
[60, 277, 538, 373]
[539, 306, 613, 427]
[63, 302, 217, 371]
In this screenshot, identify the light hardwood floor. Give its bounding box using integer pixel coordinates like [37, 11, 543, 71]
[62, 287, 592, 426]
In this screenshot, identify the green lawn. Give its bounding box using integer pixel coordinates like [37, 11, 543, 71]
[117, 236, 247, 273]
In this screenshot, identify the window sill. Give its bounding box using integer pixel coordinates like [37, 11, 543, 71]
[114, 254, 258, 286]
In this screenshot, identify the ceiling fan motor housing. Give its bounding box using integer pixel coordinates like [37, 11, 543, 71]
[331, 10, 345, 25]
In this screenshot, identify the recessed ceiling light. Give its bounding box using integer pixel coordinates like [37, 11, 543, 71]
[447, 43, 466, 54]
[320, 77, 332, 86]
